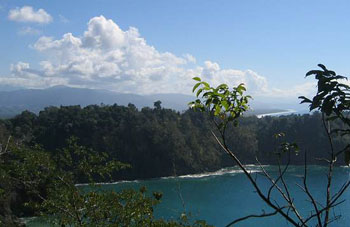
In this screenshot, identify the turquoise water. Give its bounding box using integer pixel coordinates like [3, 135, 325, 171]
[100, 165, 350, 227]
[28, 165, 350, 226]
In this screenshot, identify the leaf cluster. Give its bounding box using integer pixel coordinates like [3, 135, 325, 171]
[299, 64, 350, 116]
[299, 64, 350, 164]
[189, 77, 251, 128]
[52, 137, 130, 183]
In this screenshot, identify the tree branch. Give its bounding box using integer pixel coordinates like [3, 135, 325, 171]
[226, 206, 288, 227]
[211, 131, 300, 227]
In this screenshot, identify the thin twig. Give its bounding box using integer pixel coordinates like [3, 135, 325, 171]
[322, 113, 335, 226]
[226, 206, 288, 227]
[211, 131, 300, 227]
[302, 150, 322, 226]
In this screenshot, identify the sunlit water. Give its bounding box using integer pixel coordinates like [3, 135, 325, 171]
[29, 165, 350, 226]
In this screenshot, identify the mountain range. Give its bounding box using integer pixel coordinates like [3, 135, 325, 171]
[0, 86, 303, 118]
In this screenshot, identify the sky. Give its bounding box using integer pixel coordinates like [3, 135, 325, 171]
[1, 0, 350, 104]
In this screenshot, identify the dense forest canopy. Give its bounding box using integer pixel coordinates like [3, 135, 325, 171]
[1, 103, 348, 181]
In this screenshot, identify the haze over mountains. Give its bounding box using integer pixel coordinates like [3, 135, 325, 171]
[0, 86, 306, 118]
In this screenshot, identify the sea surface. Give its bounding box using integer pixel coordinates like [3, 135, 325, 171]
[29, 165, 350, 226]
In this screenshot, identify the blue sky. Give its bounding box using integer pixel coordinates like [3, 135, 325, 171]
[1, 0, 350, 102]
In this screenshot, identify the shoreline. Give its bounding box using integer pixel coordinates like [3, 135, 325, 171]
[76, 164, 349, 186]
[256, 109, 297, 118]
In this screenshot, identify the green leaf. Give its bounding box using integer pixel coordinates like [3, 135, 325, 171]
[202, 81, 210, 88]
[318, 64, 327, 72]
[188, 101, 195, 107]
[214, 105, 221, 116]
[322, 95, 334, 116]
[221, 100, 229, 110]
[298, 96, 312, 104]
[305, 70, 321, 77]
[217, 83, 228, 90]
[196, 88, 203, 97]
[192, 83, 201, 93]
[237, 83, 246, 92]
[334, 75, 347, 80]
[193, 77, 201, 81]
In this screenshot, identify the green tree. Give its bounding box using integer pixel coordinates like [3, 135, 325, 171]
[154, 100, 162, 110]
[0, 135, 212, 226]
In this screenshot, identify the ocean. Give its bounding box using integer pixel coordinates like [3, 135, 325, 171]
[28, 165, 350, 226]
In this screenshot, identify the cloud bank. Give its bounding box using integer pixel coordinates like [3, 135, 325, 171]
[3, 15, 315, 98]
[8, 6, 52, 24]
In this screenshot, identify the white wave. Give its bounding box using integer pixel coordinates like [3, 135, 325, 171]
[163, 166, 263, 180]
[76, 179, 140, 186]
[77, 165, 266, 186]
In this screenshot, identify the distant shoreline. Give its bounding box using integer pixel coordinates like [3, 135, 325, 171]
[256, 109, 296, 118]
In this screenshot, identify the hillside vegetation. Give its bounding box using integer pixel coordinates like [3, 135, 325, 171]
[2, 103, 348, 181]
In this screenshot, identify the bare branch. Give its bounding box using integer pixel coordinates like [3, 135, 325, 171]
[331, 180, 350, 202]
[226, 206, 288, 227]
[334, 144, 350, 158]
[322, 113, 335, 226]
[302, 150, 322, 226]
[277, 151, 304, 224]
[303, 200, 345, 225]
[211, 131, 300, 227]
[256, 156, 304, 224]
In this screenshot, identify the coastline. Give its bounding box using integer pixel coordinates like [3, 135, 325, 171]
[256, 109, 297, 118]
[75, 165, 264, 186]
[76, 164, 350, 186]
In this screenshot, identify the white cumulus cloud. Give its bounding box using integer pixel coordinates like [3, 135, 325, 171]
[8, 6, 52, 24]
[3, 15, 312, 99]
[5, 62, 68, 87]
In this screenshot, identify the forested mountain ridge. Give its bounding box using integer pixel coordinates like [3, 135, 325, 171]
[0, 86, 193, 117]
[0, 86, 289, 118]
[2, 103, 348, 181]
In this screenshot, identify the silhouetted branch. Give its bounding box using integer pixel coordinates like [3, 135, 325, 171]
[256, 155, 304, 224]
[322, 113, 335, 226]
[226, 207, 288, 227]
[303, 200, 345, 225]
[211, 131, 301, 227]
[302, 150, 322, 226]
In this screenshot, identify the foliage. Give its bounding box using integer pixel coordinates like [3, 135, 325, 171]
[299, 64, 350, 116]
[51, 137, 129, 183]
[2, 100, 350, 184]
[4, 105, 227, 179]
[44, 186, 211, 227]
[0, 135, 212, 226]
[43, 186, 160, 226]
[299, 64, 350, 165]
[189, 65, 350, 227]
[0, 139, 57, 222]
[189, 77, 251, 128]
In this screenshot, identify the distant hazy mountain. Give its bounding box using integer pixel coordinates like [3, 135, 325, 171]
[0, 86, 303, 118]
[0, 86, 196, 118]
